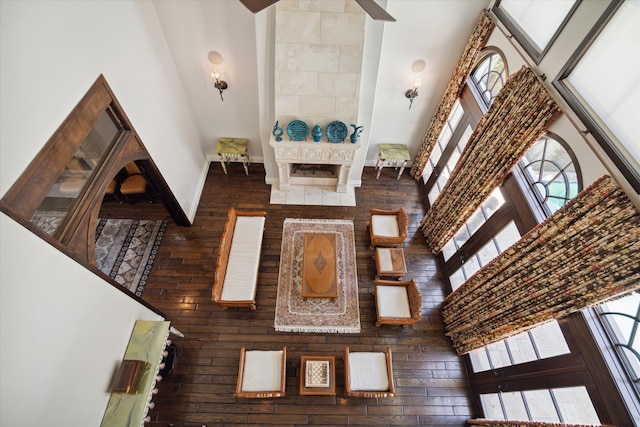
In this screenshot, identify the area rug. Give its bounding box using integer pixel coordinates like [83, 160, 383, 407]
[274, 218, 360, 333]
[95, 218, 167, 296]
[30, 210, 67, 236]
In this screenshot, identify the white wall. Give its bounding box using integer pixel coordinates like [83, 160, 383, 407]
[0, 0, 205, 219]
[0, 1, 205, 425]
[0, 216, 164, 426]
[152, 0, 262, 163]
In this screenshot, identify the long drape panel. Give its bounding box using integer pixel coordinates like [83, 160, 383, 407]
[442, 175, 640, 355]
[420, 66, 561, 254]
[468, 420, 614, 427]
[410, 12, 494, 180]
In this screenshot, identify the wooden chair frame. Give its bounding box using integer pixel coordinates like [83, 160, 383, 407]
[344, 346, 396, 398]
[372, 279, 422, 327]
[368, 207, 409, 249]
[234, 346, 287, 398]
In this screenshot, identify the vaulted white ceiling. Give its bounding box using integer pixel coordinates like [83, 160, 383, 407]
[152, 0, 492, 164]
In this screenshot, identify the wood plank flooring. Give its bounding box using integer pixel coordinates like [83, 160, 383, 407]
[100, 163, 475, 426]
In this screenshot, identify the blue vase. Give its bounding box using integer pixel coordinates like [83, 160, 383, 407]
[272, 121, 283, 142]
[350, 124, 363, 143]
[312, 124, 323, 142]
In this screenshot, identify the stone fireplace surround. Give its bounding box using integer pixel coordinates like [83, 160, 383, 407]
[270, 138, 361, 193]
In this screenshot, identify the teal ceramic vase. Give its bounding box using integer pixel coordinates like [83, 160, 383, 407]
[312, 124, 323, 142]
[350, 124, 364, 143]
[272, 121, 283, 142]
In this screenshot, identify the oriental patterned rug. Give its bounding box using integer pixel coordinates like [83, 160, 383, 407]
[274, 218, 360, 333]
[95, 218, 167, 296]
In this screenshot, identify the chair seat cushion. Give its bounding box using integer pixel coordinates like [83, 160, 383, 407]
[371, 215, 400, 237]
[348, 352, 389, 391]
[120, 174, 147, 194]
[241, 350, 283, 392]
[376, 285, 411, 318]
[221, 216, 266, 301]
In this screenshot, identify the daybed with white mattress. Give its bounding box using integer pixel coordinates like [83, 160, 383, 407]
[212, 208, 266, 310]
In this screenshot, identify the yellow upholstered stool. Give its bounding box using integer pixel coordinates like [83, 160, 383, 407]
[375, 144, 411, 179]
[216, 137, 250, 175]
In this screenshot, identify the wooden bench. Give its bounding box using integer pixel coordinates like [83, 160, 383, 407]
[212, 208, 266, 310]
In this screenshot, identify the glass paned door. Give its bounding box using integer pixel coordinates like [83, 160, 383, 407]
[31, 108, 123, 237]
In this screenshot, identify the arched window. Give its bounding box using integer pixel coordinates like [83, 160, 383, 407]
[468, 51, 507, 111]
[420, 51, 508, 205]
[518, 133, 582, 215]
[431, 50, 612, 424]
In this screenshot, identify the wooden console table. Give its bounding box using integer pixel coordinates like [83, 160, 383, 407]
[374, 247, 407, 280]
[101, 320, 171, 427]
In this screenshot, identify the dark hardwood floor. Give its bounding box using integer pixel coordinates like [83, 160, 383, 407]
[101, 163, 475, 426]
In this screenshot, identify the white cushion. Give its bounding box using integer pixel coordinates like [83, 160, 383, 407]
[349, 352, 390, 391]
[241, 350, 283, 392]
[221, 216, 265, 301]
[376, 285, 411, 318]
[371, 215, 400, 237]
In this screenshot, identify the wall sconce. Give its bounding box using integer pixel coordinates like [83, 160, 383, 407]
[211, 71, 228, 101]
[405, 79, 421, 109]
[208, 51, 228, 101]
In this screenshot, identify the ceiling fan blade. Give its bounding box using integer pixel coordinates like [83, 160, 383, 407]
[239, 0, 279, 14]
[355, 0, 396, 22]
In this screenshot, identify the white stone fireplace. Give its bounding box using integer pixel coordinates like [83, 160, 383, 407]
[270, 138, 360, 193]
[267, 2, 366, 203]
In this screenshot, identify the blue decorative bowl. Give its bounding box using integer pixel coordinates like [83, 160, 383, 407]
[326, 121, 348, 143]
[287, 120, 309, 141]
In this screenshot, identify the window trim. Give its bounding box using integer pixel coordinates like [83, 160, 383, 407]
[517, 132, 584, 217]
[467, 49, 508, 113]
[492, 0, 582, 65]
[552, 0, 639, 194]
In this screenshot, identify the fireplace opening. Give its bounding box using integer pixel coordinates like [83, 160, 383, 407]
[291, 163, 339, 178]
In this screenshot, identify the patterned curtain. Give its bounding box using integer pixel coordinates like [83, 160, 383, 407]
[410, 12, 495, 179]
[442, 175, 640, 355]
[468, 420, 614, 427]
[420, 66, 561, 254]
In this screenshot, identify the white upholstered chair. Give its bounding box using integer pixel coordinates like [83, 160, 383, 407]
[344, 346, 396, 398]
[234, 346, 287, 398]
[369, 207, 409, 249]
[373, 279, 422, 327]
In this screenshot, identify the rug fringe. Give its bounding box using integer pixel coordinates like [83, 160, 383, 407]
[274, 326, 361, 334]
[284, 218, 353, 226]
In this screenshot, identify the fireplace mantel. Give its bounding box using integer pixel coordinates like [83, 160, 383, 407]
[270, 139, 361, 193]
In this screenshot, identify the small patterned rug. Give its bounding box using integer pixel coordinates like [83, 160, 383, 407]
[95, 218, 167, 296]
[274, 218, 360, 333]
